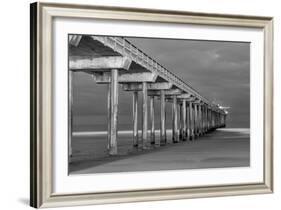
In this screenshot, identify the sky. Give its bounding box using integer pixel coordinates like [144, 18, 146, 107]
[72, 36, 250, 131]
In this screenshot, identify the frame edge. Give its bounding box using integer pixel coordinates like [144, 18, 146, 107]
[30, 2, 38, 208]
[263, 17, 274, 193]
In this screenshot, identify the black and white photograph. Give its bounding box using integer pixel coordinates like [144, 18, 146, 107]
[68, 35, 250, 174]
[28, 2, 273, 208]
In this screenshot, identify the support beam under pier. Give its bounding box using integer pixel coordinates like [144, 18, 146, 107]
[172, 95, 179, 143]
[160, 90, 166, 145]
[189, 101, 194, 140]
[142, 82, 149, 149]
[108, 69, 119, 155]
[132, 91, 138, 147]
[182, 99, 187, 140]
[150, 96, 156, 145]
[68, 70, 74, 161]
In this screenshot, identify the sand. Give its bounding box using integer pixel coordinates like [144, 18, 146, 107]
[70, 128, 250, 174]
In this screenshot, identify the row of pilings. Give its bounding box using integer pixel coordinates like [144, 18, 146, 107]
[68, 35, 227, 160]
[68, 70, 227, 158]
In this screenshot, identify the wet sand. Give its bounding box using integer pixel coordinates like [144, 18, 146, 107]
[70, 128, 250, 174]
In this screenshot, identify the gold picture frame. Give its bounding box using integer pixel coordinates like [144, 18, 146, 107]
[30, 2, 273, 208]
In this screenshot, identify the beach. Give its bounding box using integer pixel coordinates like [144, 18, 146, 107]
[70, 128, 250, 174]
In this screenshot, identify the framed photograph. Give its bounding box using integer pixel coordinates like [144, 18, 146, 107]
[30, 2, 273, 208]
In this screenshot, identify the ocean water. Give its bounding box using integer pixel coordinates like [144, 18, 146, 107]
[71, 129, 174, 161]
[71, 128, 249, 161]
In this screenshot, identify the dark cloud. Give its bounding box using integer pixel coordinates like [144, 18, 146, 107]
[72, 37, 250, 130]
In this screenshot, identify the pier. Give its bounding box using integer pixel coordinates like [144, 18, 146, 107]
[68, 35, 228, 162]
